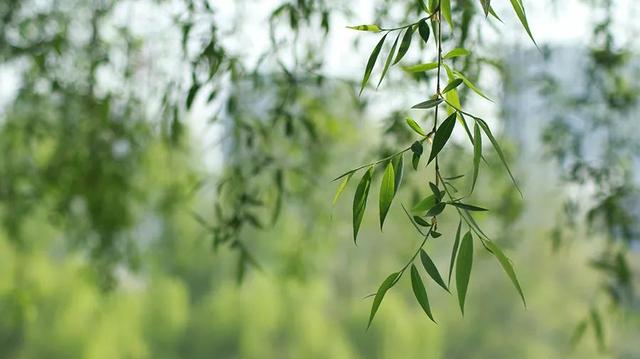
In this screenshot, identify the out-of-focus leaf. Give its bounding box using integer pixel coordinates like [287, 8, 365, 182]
[471, 121, 482, 193]
[420, 249, 449, 292]
[406, 118, 426, 136]
[482, 238, 526, 307]
[449, 202, 488, 211]
[368, 272, 400, 328]
[333, 172, 353, 205]
[456, 231, 473, 315]
[448, 220, 462, 286]
[394, 26, 415, 64]
[412, 98, 443, 109]
[403, 62, 438, 72]
[353, 168, 373, 243]
[441, 0, 452, 27]
[411, 265, 437, 323]
[590, 309, 605, 350]
[360, 34, 387, 95]
[347, 24, 381, 32]
[428, 112, 456, 163]
[379, 161, 396, 229]
[443, 48, 471, 59]
[570, 320, 588, 348]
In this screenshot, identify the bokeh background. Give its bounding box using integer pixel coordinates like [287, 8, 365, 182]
[1, 0, 639, 358]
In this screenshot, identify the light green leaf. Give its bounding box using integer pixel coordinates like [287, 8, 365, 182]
[403, 62, 438, 73]
[412, 98, 443, 110]
[394, 26, 414, 64]
[347, 24, 381, 32]
[428, 112, 456, 163]
[410, 265, 437, 323]
[471, 121, 482, 193]
[453, 70, 493, 102]
[378, 33, 400, 88]
[412, 194, 436, 213]
[442, 78, 463, 94]
[417, 0, 429, 13]
[476, 118, 522, 197]
[482, 238, 526, 307]
[456, 231, 473, 315]
[420, 249, 449, 292]
[508, 0, 537, 46]
[441, 0, 452, 28]
[418, 19, 430, 43]
[392, 155, 404, 194]
[406, 118, 426, 136]
[448, 220, 462, 286]
[368, 272, 400, 328]
[443, 48, 471, 59]
[379, 162, 396, 229]
[333, 172, 353, 205]
[353, 168, 373, 243]
[360, 34, 387, 95]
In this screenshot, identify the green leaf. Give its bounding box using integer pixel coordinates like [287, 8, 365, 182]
[479, 0, 491, 17]
[431, 231, 442, 238]
[420, 249, 449, 292]
[428, 112, 456, 164]
[394, 26, 414, 65]
[476, 118, 522, 197]
[570, 320, 588, 348]
[456, 231, 473, 315]
[442, 78, 463, 94]
[471, 121, 482, 193]
[508, 0, 537, 46]
[333, 172, 353, 205]
[402, 62, 438, 73]
[441, 0, 452, 27]
[482, 238, 526, 307]
[410, 265, 437, 323]
[412, 194, 436, 213]
[360, 34, 387, 95]
[406, 118, 426, 136]
[448, 220, 462, 286]
[443, 48, 471, 60]
[454, 71, 493, 102]
[378, 33, 400, 88]
[449, 202, 488, 211]
[379, 162, 396, 229]
[426, 202, 445, 217]
[412, 98, 442, 109]
[392, 155, 404, 194]
[418, 19, 430, 43]
[413, 216, 431, 227]
[411, 141, 423, 170]
[417, 0, 429, 13]
[347, 24, 381, 32]
[368, 272, 400, 328]
[353, 168, 373, 243]
[429, 182, 442, 202]
[590, 309, 605, 350]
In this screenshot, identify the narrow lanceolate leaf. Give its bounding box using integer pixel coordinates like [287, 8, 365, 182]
[392, 155, 404, 194]
[441, 0, 452, 27]
[590, 309, 605, 350]
[482, 238, 526, 308]
[456, 232, 473, 315]
[448, 220, 462, 286]
[379, 162, 396, 229]
[454, 71, 493, 102]
[394, 26, 414, 65]
[368, 272, 400, 328]
[429, 182, 442, 202]
[508, 0, 537, 46]
[378, 33, 400, 88]
[412, 194, 436, 213]
[570, 320, 588, 348]
[414, 216, 430, 227]
[412, 98, 443, 110]
[403, 62, 438, 73]
[410, 265, 437, 323]
[360, 34, 387, 95]
[442, 78, 463, 94]
[406, 118, 426, 136]
[443, 48, 471, 60]
[426, 202, 445, 217]
[417, 0, 429, 13]
[418, 19, 430, 43]
[347, 24, 381, 32]
[471, 121, 482, 193]
[476, 118, 522, 197]
[428, 112, 456, 164]
[449, 202, 488, 212]
[333, 172, 353, 205]
[353, 168, 373, 243]
[420, 249, 449, 292]
[479, 0, 491, 17]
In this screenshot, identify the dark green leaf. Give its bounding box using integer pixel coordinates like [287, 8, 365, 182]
[418, 19, 430, 43]
[443, 48, 471, 59]
[394, 26, 414, 65]
[430, 231, 442, 238]
[411, 141, 423, 170]
[428, 112, 456, 164]
[360, 34, 387, 95]
[479, 0, 491, 17]
[353, 168, 373, 243]
[442, 78, 463, 94]
[508, 0, 537, 46]
[412, 152, 421, 170]
[406, 118, 426, 136]
[410, 265, 437, 323]
[471, 121, 482, 193]
[444, 174, 465, 181]
[368, 272, 400, 328]
[482, 239, 526, 307]
[413, 216, 431, 227]
[412, 98, 442, 109]
[333, 172, 353, 205]
[186, 83, 200, 109]
[449, 202, 488, 212]
[402, 62, 438, 73]
[347, 24, 381, 32]
[426, 202, 446, 217]
[590, 309, 605, 350]
[456, 232, 473, 315]
[476, 118, 522, 197]
[379, 162, 396, 229]
[412, 194, 436, 213]
[429, 182, 442, 202]
[420, 249, 449, 292]
[377, 33, 400, 88]
[448, 220, 462, 286]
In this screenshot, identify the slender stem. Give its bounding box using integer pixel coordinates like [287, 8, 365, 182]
[393, 225, 434, 285]
[380, 14, 435, 32]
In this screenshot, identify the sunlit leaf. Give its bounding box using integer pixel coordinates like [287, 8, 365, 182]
[456, 231, 473, 315]
[420, 249, 449, 292]
[353, 167, 373, 243]
[443, 48, 471, 59]
[406, 118, 426, 136]
[403, 62, 438, 72]
[441, 0, 452, 27]
[378, 33, 400, 88]
[379, 161, 396, 229]
[428, 112, 456, 164]
[394, 26, 414, 65]
[482, 238, 526, 307]
[360, 34, 387, 95]
[410, 265, 437, 323]
[368, 272, 400, 328]
[333, 172, 353, 205]
[347, 24, 381, 32]
[448, 220, 462, 286]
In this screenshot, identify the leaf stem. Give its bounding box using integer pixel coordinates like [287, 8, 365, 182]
[380, 15, 436, 32]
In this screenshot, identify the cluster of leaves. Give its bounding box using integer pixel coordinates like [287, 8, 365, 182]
[335, 0, 536, 325]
